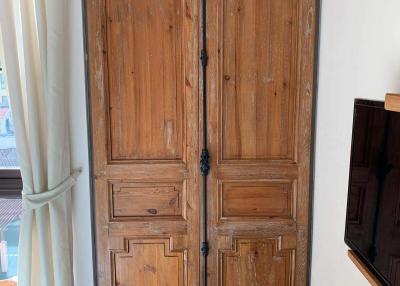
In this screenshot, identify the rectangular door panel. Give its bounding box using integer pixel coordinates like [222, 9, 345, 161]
[107, 0, 184, 161]
[110, 181, 185, 219]
[219, 180, 295, 220]
[220, 0, 298, 162]
[219, 235, 296, 286]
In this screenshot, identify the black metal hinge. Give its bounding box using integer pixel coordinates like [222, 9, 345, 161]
[200, 148, 210, 176]
[201, 241, 209, 257]
[200, 49, 208, 68]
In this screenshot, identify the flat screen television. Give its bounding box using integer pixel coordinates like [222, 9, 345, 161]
[345, 99, 400, 286]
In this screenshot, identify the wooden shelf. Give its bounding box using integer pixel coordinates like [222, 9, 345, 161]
[385, 93, 400, 112]
[348, 250, 382, 286]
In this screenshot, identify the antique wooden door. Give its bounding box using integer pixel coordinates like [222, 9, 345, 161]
[86, 0, 200, 285]
[204, 0, 318, 285]
[86, 0, 318, 285]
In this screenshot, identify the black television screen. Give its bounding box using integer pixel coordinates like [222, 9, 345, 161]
[345, 99, 400, 286]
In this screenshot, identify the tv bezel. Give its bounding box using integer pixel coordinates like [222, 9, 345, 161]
[344, 98, 392, 286]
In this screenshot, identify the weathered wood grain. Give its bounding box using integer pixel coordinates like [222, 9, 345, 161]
[86, 0, 199, 284]
[86, 0, 317, 284]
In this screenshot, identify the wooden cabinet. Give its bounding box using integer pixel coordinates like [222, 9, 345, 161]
[86, 0, 318, 285]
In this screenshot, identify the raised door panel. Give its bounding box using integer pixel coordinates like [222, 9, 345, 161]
[107, 0, 184, 161]
[219, 180, 295, 220]
[110, 181, 185, 219]
[220, 0, 298, 161]
[112, 238, 186, 286]
[86, 0, 199, 285]
[219, 235, 296, 286]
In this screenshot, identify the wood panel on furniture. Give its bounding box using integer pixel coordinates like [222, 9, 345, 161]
[385, 93, 400, 113]
[348, 250, 382, 286]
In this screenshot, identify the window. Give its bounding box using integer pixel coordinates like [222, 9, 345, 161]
[0, 28, 21, 286]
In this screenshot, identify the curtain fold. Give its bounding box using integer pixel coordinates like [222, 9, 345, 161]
[0, 0, 77, 285]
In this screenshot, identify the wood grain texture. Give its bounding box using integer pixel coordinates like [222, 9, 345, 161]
[112, 238, 186, 286]
[385, 93, 400, 113]
[219, 235, 296, 286]
[108, 0, 184, 161]
[220, 180, 294, 219]
[110, 181, 184, 219]
[220, 0, 298, 161]
[86, 0, 317, 284]
[86, 0, 200, 284]
[348, 250, 382, 286]
[206, 0, 318, 284]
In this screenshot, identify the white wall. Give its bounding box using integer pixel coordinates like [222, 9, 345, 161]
[68, 0, 94, 285]
[311, 0, 400, 285]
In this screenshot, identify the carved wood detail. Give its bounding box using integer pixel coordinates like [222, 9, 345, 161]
[111, 237, 187, 286]
[219, 236, 296, 286]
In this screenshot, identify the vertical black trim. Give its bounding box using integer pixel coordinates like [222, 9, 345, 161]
[200, 0, 209, 285]
[308, 0, 321, 285]
[80, 0, 98, 284]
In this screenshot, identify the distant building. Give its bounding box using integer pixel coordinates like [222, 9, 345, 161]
[0, 96, 13, 136]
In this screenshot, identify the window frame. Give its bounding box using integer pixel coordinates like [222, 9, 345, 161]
[0, 169, 22, 197]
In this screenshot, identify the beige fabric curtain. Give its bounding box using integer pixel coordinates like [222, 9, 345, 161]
[0, 0, 78, 285]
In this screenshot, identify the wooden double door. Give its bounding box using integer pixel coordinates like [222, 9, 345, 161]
[86, 0, 318, 285]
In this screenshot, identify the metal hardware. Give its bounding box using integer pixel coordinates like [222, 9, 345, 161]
[201, 241, 209, 257]
[201, 49, 208, 68]
[200, 149, 210, 176]
[200, 0, 209, 285]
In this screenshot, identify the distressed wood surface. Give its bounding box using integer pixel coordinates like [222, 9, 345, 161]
[86, 0, 199, 284]
[220, 235, 296, 286]
[108, 0, 184, 161]
[206, 0, 318, 284]
[86, 0, 318, 284]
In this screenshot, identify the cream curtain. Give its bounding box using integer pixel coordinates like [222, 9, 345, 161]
[0, 0, 78, 285]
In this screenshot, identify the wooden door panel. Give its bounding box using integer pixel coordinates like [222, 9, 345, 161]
[87, 0, 199, 285]
[113, 238, 186, 286]
[220, 0, 298, 161]
[219, 235, 296, 286]
[108, 0, 184, 161]
[110, 181, 184, 219]
[219, 180, 295, 220]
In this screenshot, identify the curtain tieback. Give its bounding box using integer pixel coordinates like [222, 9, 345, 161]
[22, 168, 82, 210]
